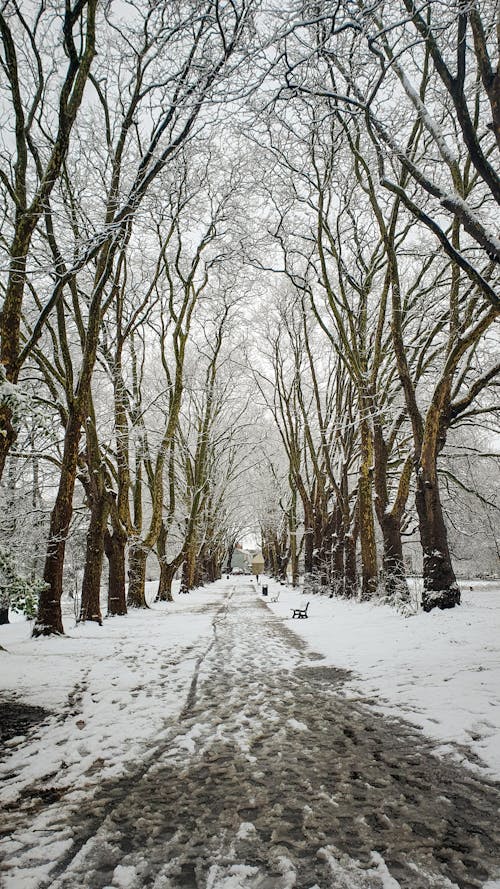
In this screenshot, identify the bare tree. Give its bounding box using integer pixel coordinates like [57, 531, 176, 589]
[0, 0, 97, 476]
[275, 1, 499, 301]
[32, 1, 254, 635]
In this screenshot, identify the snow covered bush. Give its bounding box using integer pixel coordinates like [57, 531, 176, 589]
[376, 571, 420, 617]
[0, 548, 46, 620]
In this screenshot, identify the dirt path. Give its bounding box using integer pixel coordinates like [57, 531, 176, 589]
[2, 585, 500, 889]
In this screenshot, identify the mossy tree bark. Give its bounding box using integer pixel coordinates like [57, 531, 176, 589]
[373, 418, 413, 600]
[35, 409, 84, 636]
[79, 410, 112, 624]
[180, 538, 197, 594]
[156, 551, 184, 603]
[79, 491, 109, 624]
[104, 525, 127, 616]
[127, 542, 149, 608]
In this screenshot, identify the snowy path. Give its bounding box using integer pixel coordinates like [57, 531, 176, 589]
[2, 584, 500, 889]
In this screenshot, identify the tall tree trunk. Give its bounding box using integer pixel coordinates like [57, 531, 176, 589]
[156, 560, 177, 602]
[373, 425, 411, 601]
[303, 504, 314, 591]
[33, 412, 82, 636]
[379, 513, 408, 599]
[358, 418, 378, 600]
[180, 536, 197, 593]
[104, 527, 127, 616]
[344, 526, 358, 599]
[127, 542, 148, 608]
[33, 233, 118, 637]
[388, 249, 461, 611]
[79, 495, 109, 624]
[277, 545, 288, 582]
[193, 557, 203, 588]
[180, 558, 190, 593]
[226, 539, 236, 573]
[416, 470, 460, 611]
[318, 509, 333, 591]
[289, 492, 299, 586]
[312, 506, 326, 591]
[261, 536, 270, 575]
[155, 523, 175, 602]
[204, 552, 219, 584]
[417, 399, 460, 611]
[331, 503, 345, 596]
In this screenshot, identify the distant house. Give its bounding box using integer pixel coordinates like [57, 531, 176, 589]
[230, 545, 252, 572]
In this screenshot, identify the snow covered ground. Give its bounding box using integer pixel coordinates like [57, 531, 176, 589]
[0, 582, 221, 805]
[1, 576, 500, 889]
[264, 576, 500, 778]
[1, 574, 499, 809]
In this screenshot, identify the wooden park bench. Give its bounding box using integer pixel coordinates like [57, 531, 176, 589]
[291, 601, 309, 619]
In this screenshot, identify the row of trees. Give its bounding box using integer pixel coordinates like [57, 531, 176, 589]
[0, 1, 257, 633]
[251, 0, 499, 610]
[0, 1, 498, 631]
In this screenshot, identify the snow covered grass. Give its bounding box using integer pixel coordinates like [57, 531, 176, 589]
[0, 580, 225, 805]
[1, 572, 499, 816]
[263, 576, 500, 778]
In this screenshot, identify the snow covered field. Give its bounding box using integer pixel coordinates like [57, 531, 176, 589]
[0, 582, 221, 805]
[264, 577, 500, 778]
[1, 574, 499, 810]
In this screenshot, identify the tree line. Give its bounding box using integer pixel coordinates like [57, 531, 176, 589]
[0, 1, 498, 632]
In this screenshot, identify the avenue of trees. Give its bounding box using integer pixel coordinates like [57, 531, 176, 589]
[0, 0, 498, 632]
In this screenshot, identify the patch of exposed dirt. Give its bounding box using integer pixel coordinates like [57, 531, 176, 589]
[0, 700, 50, 746]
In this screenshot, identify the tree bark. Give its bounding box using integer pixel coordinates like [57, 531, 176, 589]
[331, 503, 345, 596]
[416, 470, 460, 611]
[379, 513, 408, 599]
[180, 540, 197, 593]
[127, 542, 148, 608]
[104, 527, 127, 616]
[33, 412, 82, 636]
[289, 491, 299, 586]
[302, 504, 314, 591]
[344, 533, 358, 598]
[0, 403, 16, 483]
[226, 539, 236, 573]
[79, 494, 109, 624]
[201, 547, 221, 584]
[156, 560, 178, 602]
[372, 427, 410, 601]
[416, 393, 461, 610]
[155, 523, 175, 602]
[180, 511, 202, 594]
[358, 418, 378, 600]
